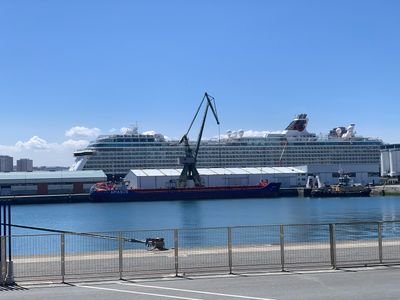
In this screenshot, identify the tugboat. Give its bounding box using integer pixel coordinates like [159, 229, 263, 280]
[310, 173, 371, 197]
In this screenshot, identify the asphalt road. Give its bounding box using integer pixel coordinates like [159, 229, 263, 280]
[2, 265, 400, 300]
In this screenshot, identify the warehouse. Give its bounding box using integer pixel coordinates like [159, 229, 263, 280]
[0, 170, 106, 196]
[124, 167, 307, 189]
[297, 163, 380, 186]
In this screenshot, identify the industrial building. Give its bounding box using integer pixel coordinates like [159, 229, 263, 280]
[125, 167, 307, 189]
[299, 163, 380, 186]
[124, 164, 379, 190]
[0, 170, 106, 196]
[0, 156, 13, 172]
[381, 144, 400, 177]
[16, 158, 33, 172]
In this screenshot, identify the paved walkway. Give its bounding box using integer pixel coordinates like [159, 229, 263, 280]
[2, 265, 400, 299]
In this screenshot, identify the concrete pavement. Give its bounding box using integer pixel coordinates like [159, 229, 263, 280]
[1, 265, 400, 299]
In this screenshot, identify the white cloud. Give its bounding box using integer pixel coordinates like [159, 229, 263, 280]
[62, 139, 90, 149]
[15, 136, 50, 150]
[65, 126, 101, 137]
[0, 136, 90, 166]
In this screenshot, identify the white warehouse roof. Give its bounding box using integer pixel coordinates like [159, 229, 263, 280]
[126, 166, 307, 189]
[0, 170, 106, 185]
[128, 167, 306, 177]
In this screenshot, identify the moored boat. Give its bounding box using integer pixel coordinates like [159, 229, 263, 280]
[310, 174, 371, 197]
[90, 180, 281, 202]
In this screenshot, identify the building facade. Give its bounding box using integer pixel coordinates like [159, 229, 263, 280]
[125, 167, 307, 189]
[0, 155, 13, 172]
[0, 170, 106, 196]
[16, 158, 33, 172]
[380, 144, 400, 177]
[298, 163, 380, 185]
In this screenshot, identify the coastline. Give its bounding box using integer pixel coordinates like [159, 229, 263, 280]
[1, 186, 399, 205]
[0, 188, 303, 205]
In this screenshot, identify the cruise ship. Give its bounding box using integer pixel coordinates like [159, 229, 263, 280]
[70, 114, 383, 179]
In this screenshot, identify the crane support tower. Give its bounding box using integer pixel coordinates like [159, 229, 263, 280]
[177, 93, 220, 188]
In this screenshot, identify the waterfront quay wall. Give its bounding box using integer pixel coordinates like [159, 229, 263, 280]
[5, 185, 400, 205]
[0, 193, 91, 205]
[371, 185, 400, 196]
[2, 221, 400, 284]
[0, 188, 304, 205]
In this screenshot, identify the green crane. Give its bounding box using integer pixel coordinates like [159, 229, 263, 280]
[177, 93, 220, 188]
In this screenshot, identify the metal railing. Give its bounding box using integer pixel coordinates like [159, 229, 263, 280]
[3, 221, 400, 283]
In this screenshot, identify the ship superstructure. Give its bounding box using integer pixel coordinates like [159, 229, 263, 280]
[70, 114, 383, 179]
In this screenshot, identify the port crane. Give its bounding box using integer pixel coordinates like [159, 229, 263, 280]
[177, 93, 220, 188]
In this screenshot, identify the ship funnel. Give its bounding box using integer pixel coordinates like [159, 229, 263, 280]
[285, 113, 308, 132]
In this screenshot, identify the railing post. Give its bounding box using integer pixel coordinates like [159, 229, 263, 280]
[329, 224, 337, 269]
[174, 229, 179, 277]
[227, 227, 233, 274]
[118, 232, 123, 280]
[61, 234, 65, 283]
[0, 207, 2, 286]
[280, 225, 285, 271]
[6, 203, 14, 286]
[0, 236, 6, 285]
[378, 222, 383, 264]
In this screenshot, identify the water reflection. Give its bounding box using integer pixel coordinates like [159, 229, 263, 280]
[179, 200, 202, 229]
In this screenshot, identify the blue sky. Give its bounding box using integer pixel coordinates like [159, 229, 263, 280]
[1, 0, 399, 166]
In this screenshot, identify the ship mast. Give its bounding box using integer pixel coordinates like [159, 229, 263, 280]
[177, 93, 220, 188]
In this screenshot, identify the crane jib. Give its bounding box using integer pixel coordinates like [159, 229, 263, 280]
[177, 92, 220, 188]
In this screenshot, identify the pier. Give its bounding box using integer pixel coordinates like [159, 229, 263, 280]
[0, 188, 309, 205]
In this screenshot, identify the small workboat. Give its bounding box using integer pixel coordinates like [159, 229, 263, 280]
[311, 174, 371, 197]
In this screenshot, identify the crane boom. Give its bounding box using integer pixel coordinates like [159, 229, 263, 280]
[177, 93, 220, 188]
[194, 93, 220, 161]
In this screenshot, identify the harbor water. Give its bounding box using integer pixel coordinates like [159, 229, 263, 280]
[7, 195, 400, 255]
[11, 195, 400, 232]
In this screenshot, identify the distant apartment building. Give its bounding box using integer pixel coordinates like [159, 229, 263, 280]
[0, 155, 13, 172]
[16, 158, 34, 172]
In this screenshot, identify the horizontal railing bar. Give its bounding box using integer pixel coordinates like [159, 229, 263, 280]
[2, 223, 146, 244]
